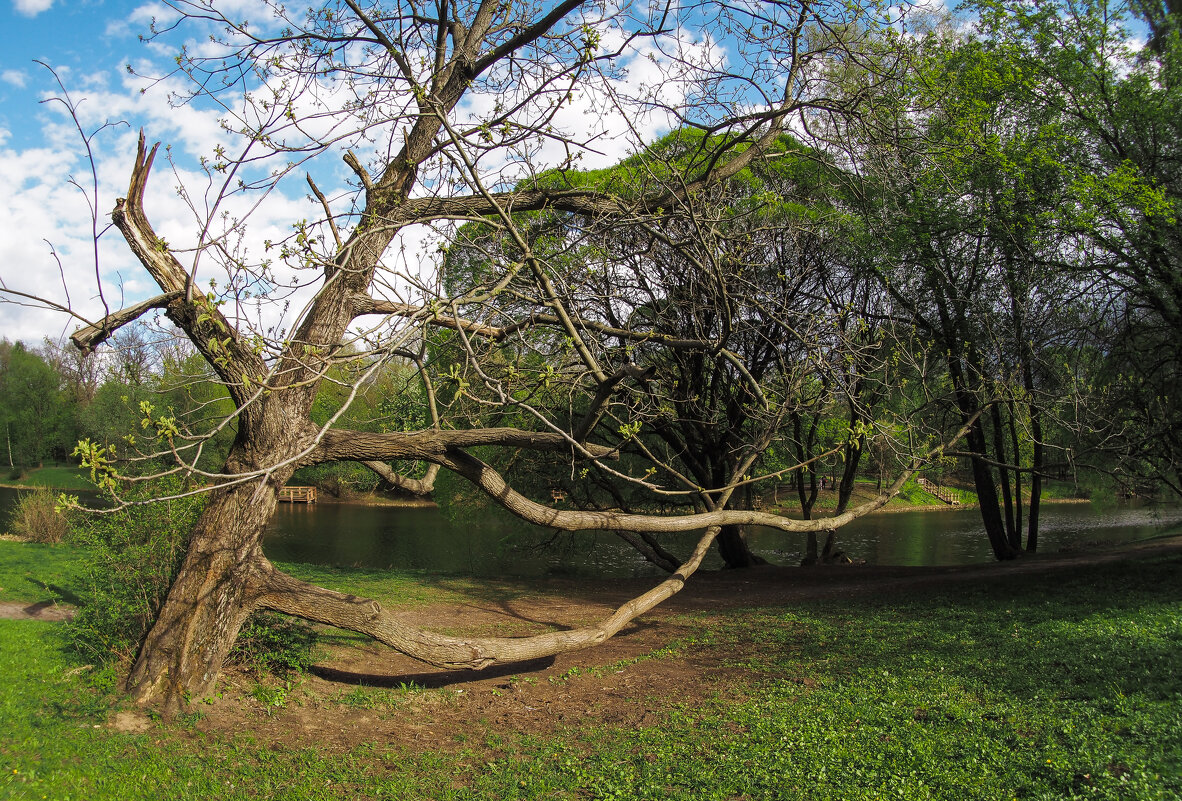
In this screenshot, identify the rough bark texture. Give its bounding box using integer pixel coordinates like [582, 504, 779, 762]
[124, 476, 284, 714]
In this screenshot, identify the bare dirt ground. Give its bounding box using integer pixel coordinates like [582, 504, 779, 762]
[164, 534, 1182, 753]
[0, 600, 75, 621]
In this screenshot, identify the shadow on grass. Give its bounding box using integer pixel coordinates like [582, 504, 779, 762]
[309, 655, 557, 689]
[23, 577, 85, 607]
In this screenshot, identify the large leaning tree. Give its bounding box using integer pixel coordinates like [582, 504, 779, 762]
[8, 0, 968, 715]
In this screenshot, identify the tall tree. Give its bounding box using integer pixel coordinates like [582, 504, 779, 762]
[969, 0, 1182, 496]
[4, 0, 960, 714]
[847, 29, 1087, 558]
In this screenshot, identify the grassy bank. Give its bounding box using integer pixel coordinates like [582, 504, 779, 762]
[0, 466, 93, 491]
[0, 540, 1179, 800]
[764, 478, 981, 516]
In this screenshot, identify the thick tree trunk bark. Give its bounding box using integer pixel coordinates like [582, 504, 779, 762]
[124, 475, 283, 714]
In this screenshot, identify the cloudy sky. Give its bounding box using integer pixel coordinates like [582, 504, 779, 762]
[0, 0, 705, 348]
[0, 0, 231, 345]
[0, 0, 957, 348]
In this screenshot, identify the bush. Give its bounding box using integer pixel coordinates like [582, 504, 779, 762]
[6, 487, 71, 543]
[67, 477, 318, 680]
[67, 478, 203, 670]
[228, 612, 318, 676]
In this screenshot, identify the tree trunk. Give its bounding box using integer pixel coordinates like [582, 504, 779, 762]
[990, 403, 1018, 550]
[835, 435, 863, 515]
[1026, 399, 1044, 552]
[802, 531, 819, 565]
[945, 351, 1018, 561]
[124, 477, 282, 715]
[967, 423, 1017, 560]
[717, 523, 766, 568]
[1007, 402, 1023, 544]
[796, 466, 818, 520]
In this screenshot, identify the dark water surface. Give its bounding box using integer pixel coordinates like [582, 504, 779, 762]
[264, 498, 1182, 578]
[3, 486, 1180, 578]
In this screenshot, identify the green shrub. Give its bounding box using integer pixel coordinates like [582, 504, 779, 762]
[6, 487, 71, 543]
[67, 477, 318, 680]
[228, 612, 318, 676]
[67, 478, 203, 669]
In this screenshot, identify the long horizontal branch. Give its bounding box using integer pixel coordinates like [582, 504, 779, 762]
[310, 427, 614, 464]
[361, 460, 439, 495]
[437, 446, 912, 533]
[431, 409, 986, 535]
[253, 526, 719, 670]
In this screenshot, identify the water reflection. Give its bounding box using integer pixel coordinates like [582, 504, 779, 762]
[268, 499, 1182, 578]
[2, 486, 1178, 579]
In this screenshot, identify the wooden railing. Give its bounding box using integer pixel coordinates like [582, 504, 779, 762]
[278, 485, 318, 504]
[916, 477, 960, 505]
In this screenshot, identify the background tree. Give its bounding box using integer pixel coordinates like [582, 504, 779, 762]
[970, 0, 1182, 495]
[0, 341, 75, 468]
[843, 25, 1097, 559]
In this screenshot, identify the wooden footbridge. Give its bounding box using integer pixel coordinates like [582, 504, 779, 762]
[916, 477, 961, 505]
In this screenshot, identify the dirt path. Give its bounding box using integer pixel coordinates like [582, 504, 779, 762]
[0, 600, 75, 621]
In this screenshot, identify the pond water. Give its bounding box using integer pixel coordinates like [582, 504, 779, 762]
[3, 486, 1180, 578]
[265, 499, 1182, 578]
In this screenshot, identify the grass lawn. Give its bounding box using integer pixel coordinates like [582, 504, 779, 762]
[0, 540, 87, 603]
[0, 467, 95, 491]
[0, 540, 1179, 800]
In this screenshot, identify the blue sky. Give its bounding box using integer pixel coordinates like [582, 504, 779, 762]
[0, 0, 702, 346]
[1, 1, 148, 149]
[0, 1, 348, 345]
[0, 0, 966, 346]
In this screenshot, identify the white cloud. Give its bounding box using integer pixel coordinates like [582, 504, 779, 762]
[13, 0, 53, 17]
[1, 69, 27, 89]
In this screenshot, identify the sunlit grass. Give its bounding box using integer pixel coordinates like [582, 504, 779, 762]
[0, 538, 1178, 800]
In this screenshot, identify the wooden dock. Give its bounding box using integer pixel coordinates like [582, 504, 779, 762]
[278, 485, 318, 504]
[916, 477, 960, 505]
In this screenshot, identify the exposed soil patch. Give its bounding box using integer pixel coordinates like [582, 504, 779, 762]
[181, 535, 1182, 754]
[0, 600, 75, 621]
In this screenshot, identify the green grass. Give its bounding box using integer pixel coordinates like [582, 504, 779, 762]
[0, 467, 94, 491]
[0, 540, 86, 603]
[0, 541, 1178, 800]
[0, 539, 537, 610]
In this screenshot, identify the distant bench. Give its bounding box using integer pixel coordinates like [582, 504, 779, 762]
[278, 486, 318, 504]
